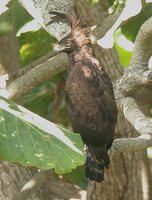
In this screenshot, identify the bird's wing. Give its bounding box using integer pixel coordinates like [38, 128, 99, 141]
[65, 62, 117, 146]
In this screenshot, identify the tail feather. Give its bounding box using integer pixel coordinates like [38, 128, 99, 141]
[85, 145, 110, 182]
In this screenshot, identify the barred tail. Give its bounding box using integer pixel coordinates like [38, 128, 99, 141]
[85, 145, 110, 182]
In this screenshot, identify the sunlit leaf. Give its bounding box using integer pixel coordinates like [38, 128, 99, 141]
[0, 96, 84, 174]
[97, 0, 142, 48]
[114, 28, 133, 67]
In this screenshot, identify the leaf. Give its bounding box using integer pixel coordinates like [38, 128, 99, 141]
[121, 3, 152, 42]
[19, 28, 56, 66]
[0, 96, 84, 174]
[97, 0, 142, 48]
[63, 166, 87, 188]
[114, 28, 133, 67]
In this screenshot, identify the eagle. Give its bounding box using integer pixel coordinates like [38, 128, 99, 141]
[48, 8, 118, 182]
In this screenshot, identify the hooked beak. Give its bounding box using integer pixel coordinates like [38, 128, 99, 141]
[54, 45, 64, 52]
[53, 44, 70, 52]
[53, 44, 61, 52]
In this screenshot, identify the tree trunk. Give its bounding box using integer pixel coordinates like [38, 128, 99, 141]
[0, 30, 21, 74]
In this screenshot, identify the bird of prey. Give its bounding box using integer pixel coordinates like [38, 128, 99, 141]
[48, 8, 118, 182]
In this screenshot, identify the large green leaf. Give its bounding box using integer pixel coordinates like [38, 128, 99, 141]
[0, 96, 84, 174]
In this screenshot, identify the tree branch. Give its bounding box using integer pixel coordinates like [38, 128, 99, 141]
[121, 97, 152, 136]
[92, 11, 120, 40]
[130, 16, 152, 69]
[109, 137, 152, 157]
[18, 0, 74, 41]
[5, 53, 68, 99]
[113, 16, 152, 155]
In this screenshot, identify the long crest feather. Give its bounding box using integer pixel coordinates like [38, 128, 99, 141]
[47, 10, 76, 28]
[47, 7, 86, 32]
[47, 7, 90, 46]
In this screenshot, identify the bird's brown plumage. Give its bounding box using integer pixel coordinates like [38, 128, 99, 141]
[48, 8, 118, 182]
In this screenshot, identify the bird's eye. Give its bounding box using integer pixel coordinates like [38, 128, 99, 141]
[66, 40, 71, 46]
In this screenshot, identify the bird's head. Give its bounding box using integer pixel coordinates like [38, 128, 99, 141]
[55, 34, 74, 53]
[47, 8, 91, 53]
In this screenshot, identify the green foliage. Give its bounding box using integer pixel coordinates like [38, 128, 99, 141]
[19, 29, 56, 66]
[115, 46, 132, 67]
[11, 0, 32, 31]
[114, 29, 133, 67]
[121, 3, 152, 42]
[108, 0, 115, 5]
[24, 89, 53, 119]
[0, 0, 56, 66]
[0, 96, 84, 174]
[108, 0, 125, 14]
[23, 73, 69, 126]
[0, 0, 32, 35]
[63, 166, 87, 188]
[114, 3, 152, 67]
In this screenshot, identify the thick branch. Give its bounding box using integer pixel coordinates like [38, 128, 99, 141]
[6, 53, 68, 99]
[130, 16, 152, 70]
[121, 97, 152, 136]
[92, 11, 120, 44]
[114, 16, 152, 155]
[18, 0, 74, 41]
[109, 137, 152, 157]
[116, 16, 152, 125]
